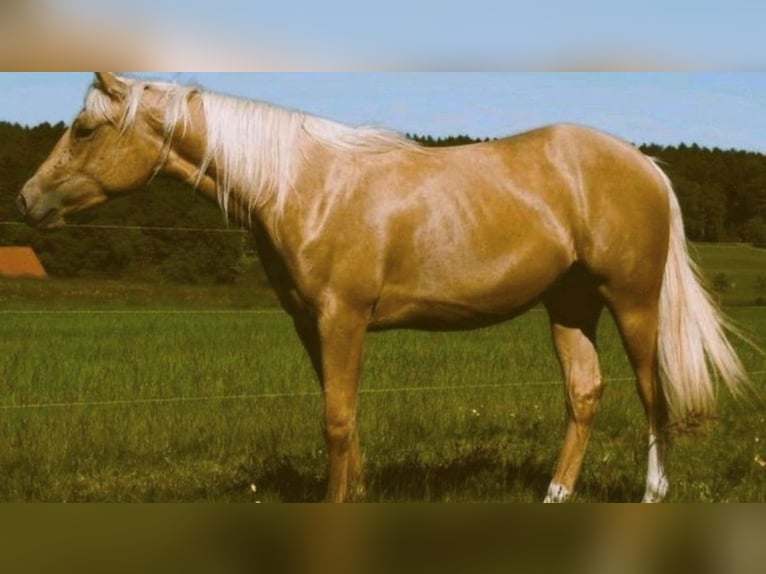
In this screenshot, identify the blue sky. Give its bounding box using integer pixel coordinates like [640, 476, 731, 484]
[51, 1, 766, 68]
[1, 73, 764, 152]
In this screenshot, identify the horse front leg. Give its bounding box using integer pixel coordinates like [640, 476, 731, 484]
[293, 312, 366, 501]
[317, 302, 368, 503]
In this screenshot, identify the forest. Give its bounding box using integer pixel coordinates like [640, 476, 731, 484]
[2, 121, 766, 283]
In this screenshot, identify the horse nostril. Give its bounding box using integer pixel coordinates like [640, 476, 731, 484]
[16, 193, 28, 216]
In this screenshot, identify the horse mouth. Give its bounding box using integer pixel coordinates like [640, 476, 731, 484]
[31, 209, 66, 231]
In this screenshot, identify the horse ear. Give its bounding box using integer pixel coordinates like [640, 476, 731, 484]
[94, 72, 126, 100]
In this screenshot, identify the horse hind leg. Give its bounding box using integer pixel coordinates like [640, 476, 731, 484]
[606, 299, 669, 503]
[543, 276, 604, 503]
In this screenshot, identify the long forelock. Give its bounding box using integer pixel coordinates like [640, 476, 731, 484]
[84, 85, 119, 125]
[84, 76, 197, 135]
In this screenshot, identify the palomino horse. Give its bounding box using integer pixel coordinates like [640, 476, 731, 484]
[18, 73, 748, 502]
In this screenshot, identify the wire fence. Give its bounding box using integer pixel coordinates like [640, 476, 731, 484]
[0, 309, 282, 316]
[0, 220, 245, 234]
[0, 378, 609, 412]
[1, 373, 764, 412]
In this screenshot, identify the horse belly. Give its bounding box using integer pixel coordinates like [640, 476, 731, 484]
[369, 242, 570, 331]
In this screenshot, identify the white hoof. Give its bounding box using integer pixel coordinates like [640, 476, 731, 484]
[642, 476, 668, 503]
[643, 433, 668, 503]
[543, 483, 570, 503]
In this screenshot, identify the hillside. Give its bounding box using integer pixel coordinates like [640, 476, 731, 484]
[693, 243, 766, 305]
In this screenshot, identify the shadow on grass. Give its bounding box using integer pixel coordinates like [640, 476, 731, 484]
[575, 473, 646, 503]
[370, 452, 552, 502]
[247, 456, 327, 503]
[248, 450, 599, 503]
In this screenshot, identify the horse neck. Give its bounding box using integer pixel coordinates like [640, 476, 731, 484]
[160, 99, 219, 205]
[159, 102, 310, 247]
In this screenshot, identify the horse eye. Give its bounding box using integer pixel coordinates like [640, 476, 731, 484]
[73, 126, 96, 140]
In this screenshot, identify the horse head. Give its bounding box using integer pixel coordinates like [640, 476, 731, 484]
[17, 72, 188, 228]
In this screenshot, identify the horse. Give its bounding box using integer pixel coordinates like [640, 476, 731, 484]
[17, 72, 748, 502]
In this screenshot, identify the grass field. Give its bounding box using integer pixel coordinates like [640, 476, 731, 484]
[693, 243, 766, 306]
[0, 244, 765, 502]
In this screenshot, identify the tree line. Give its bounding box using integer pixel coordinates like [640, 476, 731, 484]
[412, 134, 766, 245]
[1, 121, 765, 284]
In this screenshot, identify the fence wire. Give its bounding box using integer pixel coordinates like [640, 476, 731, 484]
[0, 221, 245, 234]
[1, 374, 764, 412]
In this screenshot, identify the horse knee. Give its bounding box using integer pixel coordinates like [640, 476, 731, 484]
[324, 410, 356, 449]
[567, 372, 603, 423]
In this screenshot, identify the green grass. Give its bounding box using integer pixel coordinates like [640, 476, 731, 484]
[0, 243, 765, 502]
[0, 303, 764, 502]
[693, 243, 766, 306]
[0, 277, 279, 311]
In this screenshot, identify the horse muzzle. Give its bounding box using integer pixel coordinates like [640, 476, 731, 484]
[16, 183, 41, 225]
[15, 192, 29, 218]
[16, 181, 64, 229]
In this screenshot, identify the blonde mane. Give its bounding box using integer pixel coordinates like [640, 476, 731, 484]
[85, 75, 420, 226]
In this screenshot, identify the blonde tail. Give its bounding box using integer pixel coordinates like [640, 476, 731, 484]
[652, 161, 749, 419]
